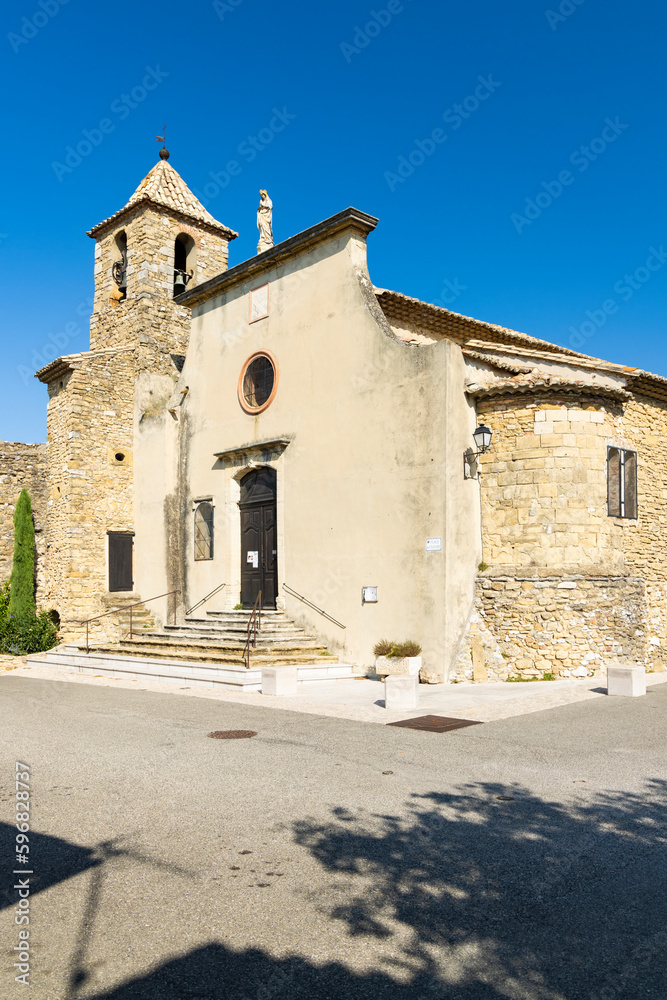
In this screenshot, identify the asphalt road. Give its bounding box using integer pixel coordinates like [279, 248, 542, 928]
[0, 674, 665, 1000]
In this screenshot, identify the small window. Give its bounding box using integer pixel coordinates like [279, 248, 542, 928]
[607, 447, 637, 519]
[194, 502, 214, 560]
[238, 351, 278, 414]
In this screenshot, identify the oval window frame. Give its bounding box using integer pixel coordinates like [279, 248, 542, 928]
[238, 350, 279, 415]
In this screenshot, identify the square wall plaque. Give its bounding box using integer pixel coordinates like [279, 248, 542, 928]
[249, 283, 269, 323]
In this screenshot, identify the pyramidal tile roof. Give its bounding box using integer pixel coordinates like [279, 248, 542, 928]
[87, 158, 238, 239]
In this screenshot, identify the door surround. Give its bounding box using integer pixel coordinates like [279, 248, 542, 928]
[211, 440, 288, 611]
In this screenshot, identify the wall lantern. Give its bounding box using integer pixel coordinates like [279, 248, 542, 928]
[473, 424, 493, 454]
[464, 424, 493, 479]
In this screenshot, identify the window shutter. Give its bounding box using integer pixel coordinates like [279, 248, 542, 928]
[194, 502, 214, 560]
[607, 448, 621, 517]
[624, 451, 637, 519]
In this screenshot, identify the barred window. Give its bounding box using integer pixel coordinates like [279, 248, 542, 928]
[607, 448, 637, 519]
[194, 502, 214, 560]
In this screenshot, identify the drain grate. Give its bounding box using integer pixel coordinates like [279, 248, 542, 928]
[208, 730, 258, 740]
[387, 715, 483, 733]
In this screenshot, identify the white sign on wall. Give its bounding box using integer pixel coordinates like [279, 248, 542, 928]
[249, 283, 269, 323]
[426, 537, 442, 551]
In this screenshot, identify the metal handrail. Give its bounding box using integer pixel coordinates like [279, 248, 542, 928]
[282, 583, 346, 629]
[243, 591, 262, 669]
[79, 590, 180, 653]
[186, 582, 226, 617]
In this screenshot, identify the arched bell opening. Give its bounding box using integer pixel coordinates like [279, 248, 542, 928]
[174, 233, 196, 297]
[112, 230, 128, 300]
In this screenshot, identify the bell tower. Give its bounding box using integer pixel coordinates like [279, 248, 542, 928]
[86, 148, 238, 356]
[36, 151, 237, 638]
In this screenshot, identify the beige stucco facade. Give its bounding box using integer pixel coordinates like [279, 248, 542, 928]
[134, 211, 482, 678]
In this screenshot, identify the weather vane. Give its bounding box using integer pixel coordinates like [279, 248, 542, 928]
[156, 125, 169, 160]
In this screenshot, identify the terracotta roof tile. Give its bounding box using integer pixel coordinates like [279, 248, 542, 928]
[87, 160, 238, 239]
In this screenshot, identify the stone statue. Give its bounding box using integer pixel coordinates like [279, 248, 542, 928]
[257, 189, 274, 254]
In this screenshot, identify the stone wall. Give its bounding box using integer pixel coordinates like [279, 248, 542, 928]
[457, 390, 667, 679]
[617, 394, 667, 669]
[40, 350, 137, 639]
[0, 441, 48, 594]
[453, 573, 646, 681]
[477, 395, 626, 573]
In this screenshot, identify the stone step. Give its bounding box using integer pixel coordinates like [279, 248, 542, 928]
[30, 646, 360, 691]
[205, 610, 290, 621]
[94, 631, 330, 652]
[76, 640, 338, 667]
[179, 621, 312, 637]
[161, 631, 319, 647]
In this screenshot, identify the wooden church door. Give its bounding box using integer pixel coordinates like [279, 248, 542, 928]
[239, 468, 277, 608]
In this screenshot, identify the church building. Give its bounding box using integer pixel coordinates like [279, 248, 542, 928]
[3, 150, 667, 683]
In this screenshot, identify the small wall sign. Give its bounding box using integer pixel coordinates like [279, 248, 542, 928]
[249, 284, 269, 323]
[426, 538, 442, 551]
[362, 587, 378, 604]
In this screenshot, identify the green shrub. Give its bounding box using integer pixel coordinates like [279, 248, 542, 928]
[373, 639, 422, 658]
[0, 609, 58, 655]
[0, 580, 59, 655]
[9, 490, 36, 618]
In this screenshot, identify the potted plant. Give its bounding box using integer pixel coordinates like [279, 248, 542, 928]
[373, 639, 422, 677]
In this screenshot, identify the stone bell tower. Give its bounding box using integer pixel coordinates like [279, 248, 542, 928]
[87, 147, 238, 357]
[36, 150, 237, 637]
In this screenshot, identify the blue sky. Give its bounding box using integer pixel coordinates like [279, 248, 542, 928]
[2, 0, 666, 441]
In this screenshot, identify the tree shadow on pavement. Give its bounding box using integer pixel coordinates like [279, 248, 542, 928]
[86, 779, 666, 1000]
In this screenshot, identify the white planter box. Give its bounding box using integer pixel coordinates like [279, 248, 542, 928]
[375, 655, 422, 677]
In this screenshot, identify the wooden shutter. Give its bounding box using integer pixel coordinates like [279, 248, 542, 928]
[607, 448, 621, 517]
[108, 533, 133, 592]
[623, 451, 637, 519]
[194, 502, 214, 560]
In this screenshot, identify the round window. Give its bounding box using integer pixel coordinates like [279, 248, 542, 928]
[238, 351, 278, 414]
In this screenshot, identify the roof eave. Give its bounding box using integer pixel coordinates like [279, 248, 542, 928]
[175, 207, 379, 308]
[87, 197, 239, 241]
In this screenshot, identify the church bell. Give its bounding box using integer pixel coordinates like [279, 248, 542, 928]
[174, 269, 193, 295]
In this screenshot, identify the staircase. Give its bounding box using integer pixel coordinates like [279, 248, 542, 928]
[30, 609, 360, 691]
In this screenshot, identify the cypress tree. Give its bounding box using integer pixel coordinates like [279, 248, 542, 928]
[9, 489, 36, 618]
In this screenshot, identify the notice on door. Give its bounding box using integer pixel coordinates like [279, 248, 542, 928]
[247, 551, 259, 568]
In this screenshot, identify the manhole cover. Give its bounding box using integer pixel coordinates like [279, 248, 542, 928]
[386, 715, 483, 733]
[208, 730, 258, 740]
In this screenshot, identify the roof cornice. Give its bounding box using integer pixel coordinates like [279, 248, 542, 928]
[87, 197, 238, 240]
[176, 207, 379, 308]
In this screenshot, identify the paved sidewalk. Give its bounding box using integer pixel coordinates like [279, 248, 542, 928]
[9, 659, 667, 724]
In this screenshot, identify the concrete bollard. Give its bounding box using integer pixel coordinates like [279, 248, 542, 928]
[607, 663, 646, 697]
[385, 675, 419, 711]
[262, 666, 298, 697]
